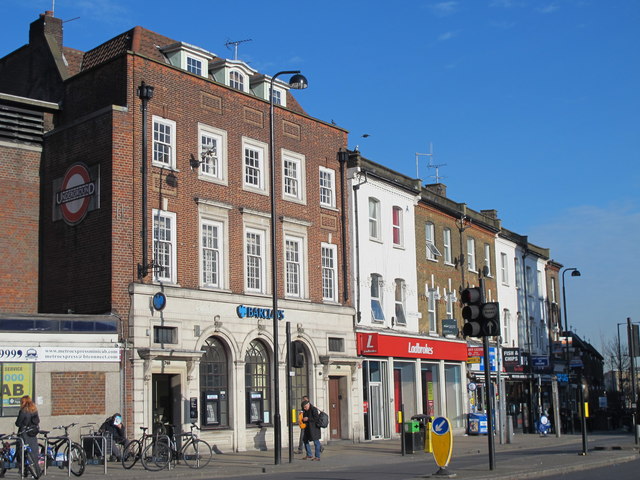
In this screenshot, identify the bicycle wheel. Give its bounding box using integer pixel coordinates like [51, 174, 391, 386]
[24, 447, 41, 479]
[65, 443, 86, 476]
[182, 439, 212, 469]
[140, 440, 171, 471]
[121, 439, 141, 469]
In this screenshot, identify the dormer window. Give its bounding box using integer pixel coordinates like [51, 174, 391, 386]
[270, 88, 282, 105]
[160, 42, 214, 78]
[230, 70, 245, 91]
[186, 56, 203, 76]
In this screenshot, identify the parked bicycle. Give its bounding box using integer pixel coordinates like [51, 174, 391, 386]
[39, 423, 86, 476]
[0, 428, 41, 479]
[120, 426, 153, 469]
[140, 423, 212, 471]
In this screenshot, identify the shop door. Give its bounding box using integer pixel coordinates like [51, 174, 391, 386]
[393, 368, 402, 433]
[369, 383, 384, 439]
[328, 377, 341, 439]
[152, 374, 181, 435]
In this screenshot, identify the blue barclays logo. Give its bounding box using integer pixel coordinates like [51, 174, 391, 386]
[236, 305, 285, 320]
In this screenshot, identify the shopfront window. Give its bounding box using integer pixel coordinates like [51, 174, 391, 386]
[393, 361, 416, 426]
[444, 363, 464, 428]
[421, 362, 440, 417]
[245, 340, 270, 424]
[199, 337, 229, 427]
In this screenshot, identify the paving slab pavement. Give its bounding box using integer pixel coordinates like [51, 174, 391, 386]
[30, 431, 639, 480]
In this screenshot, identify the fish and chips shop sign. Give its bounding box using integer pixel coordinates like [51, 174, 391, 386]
[0, 347, 120, 363]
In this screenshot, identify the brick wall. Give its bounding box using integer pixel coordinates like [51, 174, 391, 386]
[415, 202, 498, 335]
[0, 143, 40, 313]
[50, 372, 106, 416]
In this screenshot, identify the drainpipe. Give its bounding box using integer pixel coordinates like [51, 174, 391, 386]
[338, 150, 349, 302]
[137, 82, 154, 279]
[351, 159, 367, 326]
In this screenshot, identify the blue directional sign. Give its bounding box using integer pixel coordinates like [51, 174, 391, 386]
[432, 416, 450, 436]
[431, 416, 453, 468]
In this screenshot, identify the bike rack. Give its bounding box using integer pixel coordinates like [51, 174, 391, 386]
[44, 436, 72, 477]
[80, 434, 108, 474]
[1, 435, 25, 476]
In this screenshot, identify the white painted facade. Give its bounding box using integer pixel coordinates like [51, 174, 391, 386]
[127, 283, 362, 452]
[515, 247, 551, 358]
[348, 171, 421, 331]
[495, 235, 520, 348]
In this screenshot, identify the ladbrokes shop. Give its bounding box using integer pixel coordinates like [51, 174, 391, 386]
[356, 331, 468, 439]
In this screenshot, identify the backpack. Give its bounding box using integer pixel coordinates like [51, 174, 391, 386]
[316, 410, 329, 428]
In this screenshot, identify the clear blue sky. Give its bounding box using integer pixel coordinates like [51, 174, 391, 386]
[2, 0, 639, 357]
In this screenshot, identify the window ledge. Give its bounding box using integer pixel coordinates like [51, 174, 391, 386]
[197, 174, 228, 186]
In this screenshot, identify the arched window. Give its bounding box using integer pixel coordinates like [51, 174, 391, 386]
[199, 337, 229, 427]
[245, 340, 270, 424]
[230, 70, 245, 91]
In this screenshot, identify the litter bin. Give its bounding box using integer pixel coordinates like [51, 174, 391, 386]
[468, 413, 488, 435]
[411, 414, 432, 452]
[404, 421, 423, 453]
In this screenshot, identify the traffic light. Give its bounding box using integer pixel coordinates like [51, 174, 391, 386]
[461, 287, 483, 337]
[291, 341, 305, 368]
[461, 287, 500, 338]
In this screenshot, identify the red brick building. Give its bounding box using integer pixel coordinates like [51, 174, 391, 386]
[0, 12, 360, 450]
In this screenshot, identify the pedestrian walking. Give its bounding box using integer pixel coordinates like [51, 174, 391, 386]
[300, 400, 322, 461]
[15, 395, 41, 477]
[296, 396, 309, 454]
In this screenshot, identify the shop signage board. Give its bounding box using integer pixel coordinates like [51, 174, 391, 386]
[0, 346, 120, 362]
[532, 356, 549, 368]
[356, 332, 467, 361]
[468, 346, 497, 372]
[441, 319, 459, 337]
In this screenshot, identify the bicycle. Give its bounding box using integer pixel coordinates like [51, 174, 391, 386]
[140, 423, 212, 470]
[39, 423, 86, 476]
[120, 426, 153, 469]
[0, 428, 41, 479]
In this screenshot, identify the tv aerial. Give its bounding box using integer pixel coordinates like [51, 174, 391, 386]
[225, 39, 252, 60]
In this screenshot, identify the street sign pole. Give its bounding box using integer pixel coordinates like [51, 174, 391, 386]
[479, 277, 496, 470]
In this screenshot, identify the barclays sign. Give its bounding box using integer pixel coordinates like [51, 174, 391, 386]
[236, 305, 285, 320]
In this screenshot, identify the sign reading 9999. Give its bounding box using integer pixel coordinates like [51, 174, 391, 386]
[1, 363, 34, 409]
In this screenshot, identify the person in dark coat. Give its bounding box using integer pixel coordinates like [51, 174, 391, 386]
[99, 413, 128, 460]
[15, 395, 41, 477]
[301, 400, 322, 460]
[296, 396, 309, 454]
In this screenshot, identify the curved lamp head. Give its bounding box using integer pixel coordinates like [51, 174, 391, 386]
[571, 269, 581, 277]
[288, 73, 308, 90]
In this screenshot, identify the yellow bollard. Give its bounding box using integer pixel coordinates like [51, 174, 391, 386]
[424, 419, 433, 453]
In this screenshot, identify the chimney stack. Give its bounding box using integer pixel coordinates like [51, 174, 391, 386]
[29, 11, 63, 51]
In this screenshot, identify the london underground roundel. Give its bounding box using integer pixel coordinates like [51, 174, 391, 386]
[57, 163, 95, 225]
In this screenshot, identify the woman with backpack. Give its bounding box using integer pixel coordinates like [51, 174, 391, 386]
[15, 395, 41, 477]
[300, 400, 322, 461]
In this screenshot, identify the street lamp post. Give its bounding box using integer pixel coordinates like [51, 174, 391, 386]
[561, 267, 581, 442]
[268, 70, 308, 465]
